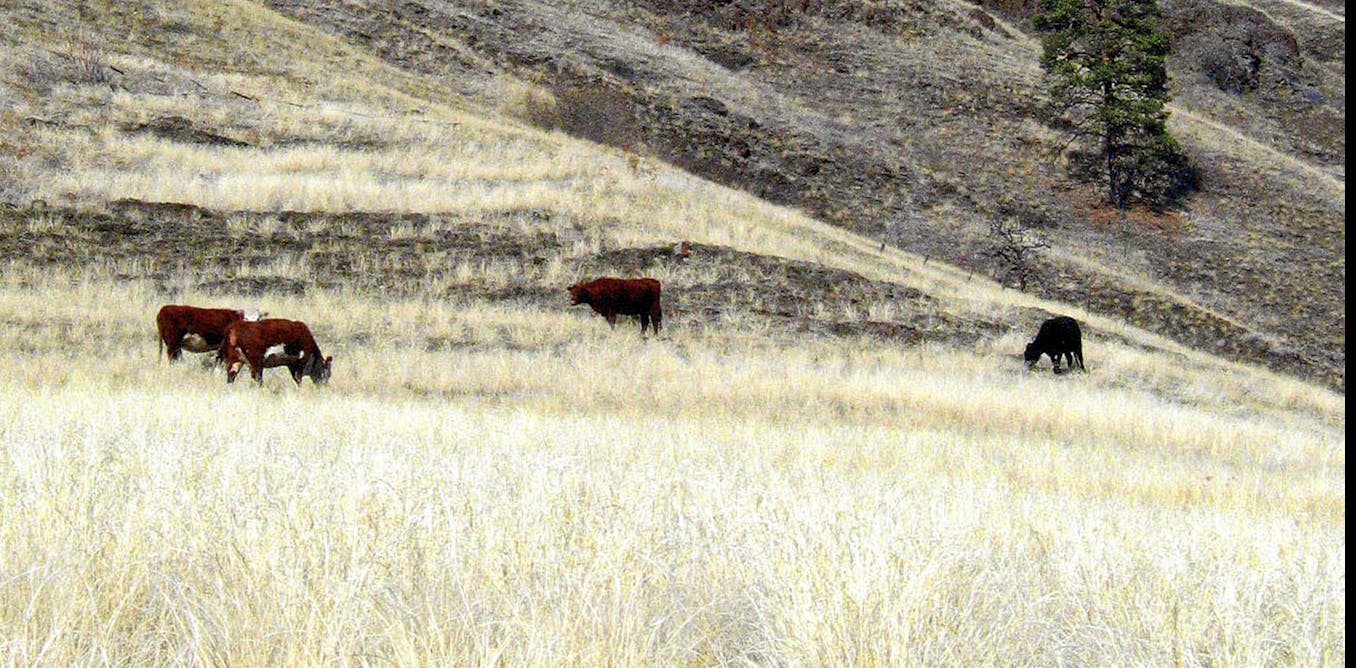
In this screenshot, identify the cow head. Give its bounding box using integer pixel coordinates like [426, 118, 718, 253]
[299, 353, 333, 385]
[567, 282, 588, 305]
[1023, 341, 1041, 369]
[225, 353, 245, 383]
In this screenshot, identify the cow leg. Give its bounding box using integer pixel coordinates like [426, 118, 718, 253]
[247, 351, 266, 384]
[652, 307, 662, 335]
[166, 335, 184, 361]
[605, 312, 618, 328]
[640, 313, 651, 336]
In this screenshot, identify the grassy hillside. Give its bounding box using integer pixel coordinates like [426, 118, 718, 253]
[250, 0, 1345, 389]
[0, 0, 1345, 665]
[0, 272, 1344, 665]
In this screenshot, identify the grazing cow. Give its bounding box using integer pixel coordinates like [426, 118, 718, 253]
[567, 277, 663, 335]
[221, 318, 332, 385]
[157, 304, 265, 363]
[1024, 315, 1085, 373]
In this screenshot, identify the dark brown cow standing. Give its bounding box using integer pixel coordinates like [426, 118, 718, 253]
[567, 277, 663, 335]
[221, 318, 332, 385]
[157, 304, 263, 362]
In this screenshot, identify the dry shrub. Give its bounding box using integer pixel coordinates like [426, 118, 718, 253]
[549, 82, 641, 148]
[61, 30, 114, 87]
[498, 77, 560, 129]
[1168, 0, 1302, 95]
[15, 30, 114, 94]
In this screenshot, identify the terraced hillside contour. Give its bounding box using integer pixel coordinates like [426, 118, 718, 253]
[261, 0, 1343, 389]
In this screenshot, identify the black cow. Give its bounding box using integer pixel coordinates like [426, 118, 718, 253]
[1024, 316, 1085, 373]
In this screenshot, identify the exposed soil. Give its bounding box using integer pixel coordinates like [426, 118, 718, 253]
[0, 200, 1026, 352]
[259, 0, 1344, 391]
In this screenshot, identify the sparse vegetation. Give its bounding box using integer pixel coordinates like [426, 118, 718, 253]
[0, 0, 1344, 664]
[0, 266, 1344, 666]
[983, 215, 1049, 291]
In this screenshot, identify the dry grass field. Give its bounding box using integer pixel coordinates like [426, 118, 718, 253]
[0, 270, 1344, 666]
[0, 0, 1345, 665]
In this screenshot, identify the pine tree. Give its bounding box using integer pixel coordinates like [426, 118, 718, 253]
[1033, 0, 1196, 209]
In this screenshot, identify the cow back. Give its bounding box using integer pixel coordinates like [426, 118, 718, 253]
[572, 277, 661, 313]
[226, 318, 320, 354]
[158, 304, 245, 334]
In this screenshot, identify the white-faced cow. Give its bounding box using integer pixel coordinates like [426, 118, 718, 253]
[567, 277, 663, 335]
[157, 304, 265, 363]
[1024, 315, 1085, 373]
[221, 318, 332, 385]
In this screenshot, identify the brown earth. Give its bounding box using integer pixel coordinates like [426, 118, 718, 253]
[0, 199, 1034, 352]
[259, 0, 1345, 391]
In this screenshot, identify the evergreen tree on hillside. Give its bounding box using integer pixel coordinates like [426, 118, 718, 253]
[1033, 0, 1197, 209]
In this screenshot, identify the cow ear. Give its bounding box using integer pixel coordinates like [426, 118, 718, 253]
[325, 356, 333, 366]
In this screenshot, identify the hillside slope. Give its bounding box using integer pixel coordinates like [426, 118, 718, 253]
[0, 3, 1344, 664]
[259, 0, 1344, 389]
[0, 0, 1344, 390]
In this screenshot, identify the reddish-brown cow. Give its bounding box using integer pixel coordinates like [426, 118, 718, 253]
[221, 318, 332, 385]
[157, 304, 264, 363]
[567, 277, 663, 335]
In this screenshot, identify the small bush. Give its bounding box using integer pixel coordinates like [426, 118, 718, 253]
[982, 215, 1048, 291]
[549, 82, 641, 148]
[61, 31, 114, 87]
[1197, 32, 1262, 94]
[497, 77, 559, 130]
[16, 31, 114, 93]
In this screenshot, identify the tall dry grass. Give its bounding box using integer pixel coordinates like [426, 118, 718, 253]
[0, 275, 1344, 666]
[0, 1, 1345, 664]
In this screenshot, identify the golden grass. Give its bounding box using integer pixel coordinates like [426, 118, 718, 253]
[0, 1, 1345, 663]
[0, 275, 1345, 666]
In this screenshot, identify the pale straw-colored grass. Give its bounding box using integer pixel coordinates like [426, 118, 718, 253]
[0, 275, 1345, 666]
[0, 1, 1344, 663]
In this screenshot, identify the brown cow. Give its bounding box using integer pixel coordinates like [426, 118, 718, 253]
[567, 277, 663, 335]
[157, 304, 264, 363]
[221, 318, 332, 385]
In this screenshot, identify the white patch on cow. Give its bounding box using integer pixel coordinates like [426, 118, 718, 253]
[181, 333, 215, 353]
[264, 344, 288, 359]
[242, 308, 264, 321]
